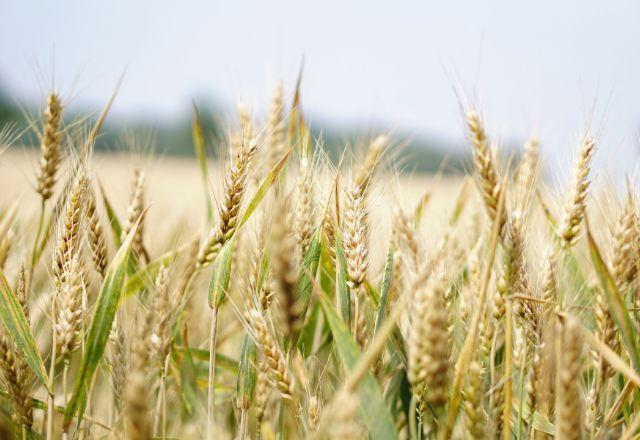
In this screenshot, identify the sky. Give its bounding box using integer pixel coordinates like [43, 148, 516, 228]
[1, 0, 639, 176]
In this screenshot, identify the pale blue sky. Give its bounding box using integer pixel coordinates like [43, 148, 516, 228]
[1, 0, 639, 174]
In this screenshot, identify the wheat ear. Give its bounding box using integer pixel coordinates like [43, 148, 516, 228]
[312, 390, 360, 440]
[197, 139, 257, 267]
[294, 156, 315, 258]
[108, 316, 128, 418]
[264, 83, 285, 176]
[407, 274, 450, 408]
[342, 181, 369, 290]
[36, 92, 63, 201]
[54, 253, 85, 360]
[53, 169, 86, 288]
[611, 191, 638, 291]
[248, 308, 294, 400]
[86, 183, 108, 278]
[558, 136, 596, 248]
[125, 312, 153, 440]
[271, 199, 301, 338]
[467, 111, 504, 229]
[355, 134, 387, 196]
[462, 359, 485, 439]
[0, 271, 33, 429]
[121, 168, 148, 263]
[555, 317, 583, 440]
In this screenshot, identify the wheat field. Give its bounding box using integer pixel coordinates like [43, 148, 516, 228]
[0, 84, 637, 440]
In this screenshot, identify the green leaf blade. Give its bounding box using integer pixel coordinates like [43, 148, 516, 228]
[236, 335, 257, 409]
[318, 292, 398, 440]
[586, 223, 640, 371]
[208, 238, 235, 308]
[64, 218, 138, 428]
[374, 245, 394, 334]
[192, 103, 213, 222]
[0, 270, 50, 392]
[239, 146, 294, 229]
[334, 227, 351, 324]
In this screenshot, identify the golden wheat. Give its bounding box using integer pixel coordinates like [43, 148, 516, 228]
[0, 85, 636, 440]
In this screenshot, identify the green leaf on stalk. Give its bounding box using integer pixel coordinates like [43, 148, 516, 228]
[334, 227, 351, 324]
[192, 103, 213, 222]
[318, 292, 398, 440]
[64, 216, 139, 428]
[0, 269, 50, 392]
[374, 245, 394, 335]
[239, 146, 294, 229]
[586, 220, 640, 371]
[98, 181, 123, 248]
[236, 335, 257, 410]
[208, 237, 235, 308]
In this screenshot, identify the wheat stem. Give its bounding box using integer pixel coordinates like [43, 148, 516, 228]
[207, 305, 219, 437]
[46, 325, 58, 440]
[502, 299, 513, 440]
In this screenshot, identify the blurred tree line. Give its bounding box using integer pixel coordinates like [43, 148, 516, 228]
[0, 83, 464, 173]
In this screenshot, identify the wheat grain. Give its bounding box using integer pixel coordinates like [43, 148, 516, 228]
[53, 168, 86, 287]
[407, 273, 450, 407]
[467, 111, 504, 229]
[556, 317, 583, 440]
[86, 183, 108, 278]
[1, 78, 637, 439]
[125, 313, 153, 440]
[121, 168, 148, 263]
[197, 139, 257, 267]
[109, 316, 128, 415]
[54, 253, 85, 360]
[36, 92, 63, 201]
[558, 136, 596, 248]
[462, 359, 485, 439]
[247, 308, 294, 400]
[271, 199, 301, 338]
[343, 181, 369, 290]
[294, 156, 315, 258]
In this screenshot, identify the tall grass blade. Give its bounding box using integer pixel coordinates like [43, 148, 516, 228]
[208, 237, 235, 308]
[318, 292, 398, 439]
[374, 245, 394, 334]
[63, 216, 139, 429]
[334, 227, 351, 324]
[585, 221, 640, 371]
[0, 269, 50, 392]
[192, 103, 213, 222]
[239, 146, 295, 229]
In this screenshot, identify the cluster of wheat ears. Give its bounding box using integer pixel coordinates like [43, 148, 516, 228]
[0, 80, 638, 440]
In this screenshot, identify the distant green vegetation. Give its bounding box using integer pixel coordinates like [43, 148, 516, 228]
[0, 84, 464, 173]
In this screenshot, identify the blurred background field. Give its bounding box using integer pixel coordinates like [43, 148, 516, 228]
[0, 147, 462, 262]
[2, 0, 640, 178]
